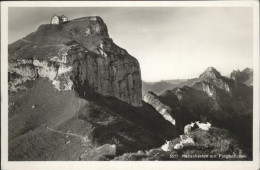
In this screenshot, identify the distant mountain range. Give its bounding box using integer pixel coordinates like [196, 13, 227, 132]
[142, 78, 198, 96]
[143, 67, 253, 158]
[142, 67, 253, 96]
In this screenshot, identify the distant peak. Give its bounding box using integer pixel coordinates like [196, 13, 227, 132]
[230, 68, 253, 78]
[199, 67, 221, 80]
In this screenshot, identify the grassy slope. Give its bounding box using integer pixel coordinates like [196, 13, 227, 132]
[9, 78, 178, 160]
[9, 78, 88, 160]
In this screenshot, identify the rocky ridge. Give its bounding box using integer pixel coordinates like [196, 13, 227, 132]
[230, 68, 253, 86]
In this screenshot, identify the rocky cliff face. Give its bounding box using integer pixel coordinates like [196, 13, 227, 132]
[8, 16, 142, 107]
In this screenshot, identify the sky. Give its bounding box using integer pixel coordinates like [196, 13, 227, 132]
[9, 7, 253, 82]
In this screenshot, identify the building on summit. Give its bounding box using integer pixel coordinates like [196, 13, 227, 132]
[50, 15, 68, 24]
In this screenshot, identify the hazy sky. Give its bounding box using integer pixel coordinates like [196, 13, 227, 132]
[9, 7, 253, 82]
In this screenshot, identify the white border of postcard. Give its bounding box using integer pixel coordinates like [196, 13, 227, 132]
[1, 1, 259, 170]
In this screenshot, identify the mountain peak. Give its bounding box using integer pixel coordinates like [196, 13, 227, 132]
[198, 67, 232, 93]
[8, 15, 142, 107]
[242, 68, 253, 74]
[230, 67, 253, 86]
[199, 67, 221, 80]
[205, 67, 220, 75]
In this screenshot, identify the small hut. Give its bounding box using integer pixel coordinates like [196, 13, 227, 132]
[50, 15, 68, 24]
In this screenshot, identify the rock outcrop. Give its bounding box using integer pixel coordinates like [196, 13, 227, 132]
[8, 16, 142, 107]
